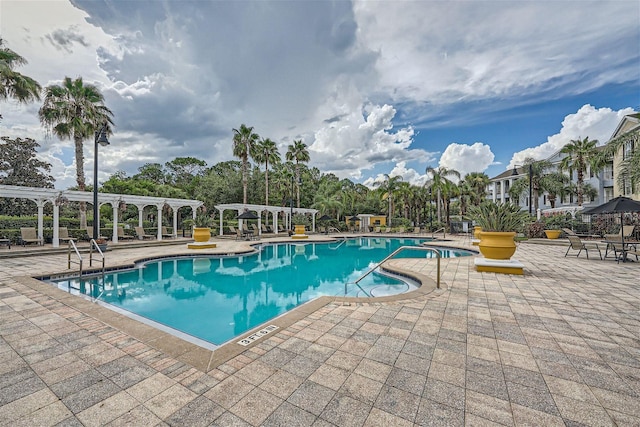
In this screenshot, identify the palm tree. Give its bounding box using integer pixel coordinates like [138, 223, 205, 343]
[39, 76, 113, 227]
[285, 140, 310, 208]
[425, 166, 460, 223]
[559, 137, 600, 206]
[232, 124, 260, 204]
[375, 174, 403, 226]
[0, 39, 41, 112]
[253, 138, 281, 207]
[464, 172, 490, 206]
[540, 172, 570, 208]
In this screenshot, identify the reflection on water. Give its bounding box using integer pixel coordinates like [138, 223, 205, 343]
[58, 238, 470, 345]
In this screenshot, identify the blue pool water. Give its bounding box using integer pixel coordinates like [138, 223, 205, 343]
[53, 238, 471, 345]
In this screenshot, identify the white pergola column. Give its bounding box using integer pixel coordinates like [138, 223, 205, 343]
[135, 204, 145, 227]
[218, 207, 224, 236]
[112, 203, 119, 243]
[156, 203, 164, 240]
[52, 203, 60, 247]
[35, 199, 45, 242]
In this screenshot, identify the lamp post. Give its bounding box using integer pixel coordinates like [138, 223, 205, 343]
[512, 163, 533, 215]
[428, 188, 433, 231]
[290, 175, 294, 231]
[93, 123, 110, 241]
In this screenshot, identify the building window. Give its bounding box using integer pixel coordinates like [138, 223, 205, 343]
[603, 164, 613, 180]
[624, 141, 633, 159]
[624, 178, 632, 196]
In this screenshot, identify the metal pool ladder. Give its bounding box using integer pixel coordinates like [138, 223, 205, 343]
[67, 239, 106, 301]
[352, 245, 442, 290]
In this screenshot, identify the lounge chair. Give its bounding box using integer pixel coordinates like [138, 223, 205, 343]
[374, 226, 381, 233]
[20, 227, 43, 246]
[385, 227, 393, 233]
[565, 235, 602, 260]
[58, 227, 75, 243]
[397, 226, 405, 234]
[161, 226, 174, 239]
[413, 226, 420, 234]
[135, 226, 154, 240]
[118, 226, 134, 240]
[86, 227, 108, 241]
[261, 224, 270, 233]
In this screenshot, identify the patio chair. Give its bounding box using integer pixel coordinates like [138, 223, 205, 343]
[20, 227, 43, 246]
[385, 227, 393, 233]
[374, 226, 381, 233]
[413, 226, 420, 234]
[58, 227, 75, 243]
[161, 226, 174, 239]
[118, 226, 134, 240]
[565, 235, 602, 260]
[86, 227, 108, 241]
[135, 226, 154, 240]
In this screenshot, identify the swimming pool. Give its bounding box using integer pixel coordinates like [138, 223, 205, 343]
[51, 238, 472, 346]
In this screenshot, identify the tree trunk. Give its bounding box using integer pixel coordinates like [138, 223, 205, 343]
[75, 135, 87, 228]
[242, 157, 248, 204]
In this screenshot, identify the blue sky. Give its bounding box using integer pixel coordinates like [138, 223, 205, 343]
[1, 1, 639, 190]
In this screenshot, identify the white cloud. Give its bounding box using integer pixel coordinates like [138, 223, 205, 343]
[508, 105, 636, 168]
[1, 1, 637, 190]
[439, 143, 495, 178]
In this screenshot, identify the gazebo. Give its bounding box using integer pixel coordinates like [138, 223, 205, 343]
[214, 203, 319, 236]
[0, 184, 203, 247]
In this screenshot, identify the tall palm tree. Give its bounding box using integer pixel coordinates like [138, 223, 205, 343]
[39, 76, 113, 227]
[253, 138, 281, 207]
[375, 174, 403, 226]
[425, 166, 460, 223]
[559, 137, 600, 206]
[232, 124, 260, 204]
[285, 140, 310, 207]
[464, 172, 490, 206]
[0, 39, 41, 111]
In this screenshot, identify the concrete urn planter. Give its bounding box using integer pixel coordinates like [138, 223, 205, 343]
[478, 231, 517, 260]
[193, 227, 211, 242]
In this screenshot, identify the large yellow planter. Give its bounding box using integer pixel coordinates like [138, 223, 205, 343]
[478, 231, 517, 260]
[544, 230, 561, 239]
[294, 225, 306, 235]
[473, 226, 482, 239]
[193, 227, 211, 242]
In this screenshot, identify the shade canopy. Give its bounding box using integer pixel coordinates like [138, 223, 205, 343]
[348, 216, 359, 222]
[237, 211, 259, 220]
[582, 196, 640, 215]
[318, 214, 332, 221]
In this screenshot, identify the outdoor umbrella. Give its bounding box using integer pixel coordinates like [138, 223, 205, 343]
[237, 211, 259, 219]
[348, 216, 359, 222]
[582, 196, 640, 256]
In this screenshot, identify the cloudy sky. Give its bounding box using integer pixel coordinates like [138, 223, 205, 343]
[1, 0, 639, 190]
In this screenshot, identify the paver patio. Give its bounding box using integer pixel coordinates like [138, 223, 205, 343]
[0, 235, 638, 426]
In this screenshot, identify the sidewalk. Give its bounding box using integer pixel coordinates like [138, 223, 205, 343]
[1, 236, 639, 426]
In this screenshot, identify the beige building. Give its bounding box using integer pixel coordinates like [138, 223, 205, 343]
[609, 112, 639, 200]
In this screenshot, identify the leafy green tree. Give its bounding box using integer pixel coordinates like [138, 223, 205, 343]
[39, 76, 113, 227]
[253, 138, 281, 207]
[540, 172, 570, 208]
[286, 140, 310, 208]
[559, 137, 600, 206]
[509, 158, 553, 212]
[0, 137, 54, 215]
[135, 163, 168, 184]
[0, 39, 41, 115]
[165, 157, 206, 197]
[232, 124, 260, 204]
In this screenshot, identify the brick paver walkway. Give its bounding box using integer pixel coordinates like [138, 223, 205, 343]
[0, 236, 638, 426]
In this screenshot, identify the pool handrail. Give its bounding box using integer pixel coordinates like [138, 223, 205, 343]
[67, 239, 83, 280]
[352, 245, 441, 289]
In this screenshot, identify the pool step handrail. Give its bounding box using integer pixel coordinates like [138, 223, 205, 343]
[89, 239, 106, 273]
[432, 227, 446, 239]
[352, 245, 441, 289]
[67, 239, 84, 281]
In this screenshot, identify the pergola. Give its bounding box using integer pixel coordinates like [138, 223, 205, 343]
[0, 185, 203, 247]
[214, 203, 319, 236]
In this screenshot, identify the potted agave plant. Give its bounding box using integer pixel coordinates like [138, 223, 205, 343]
[468, 201, 530, 260]
[193, 211, 213, 242]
